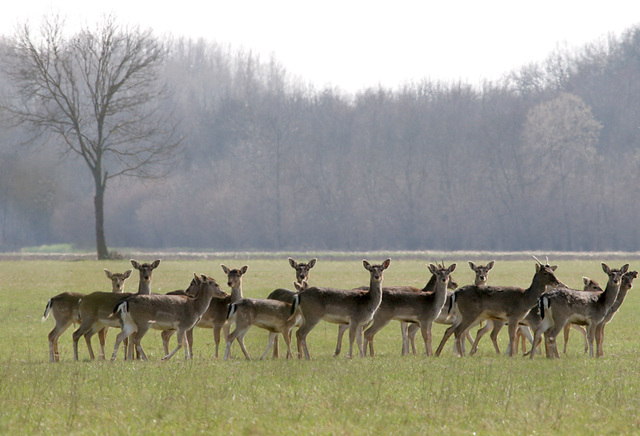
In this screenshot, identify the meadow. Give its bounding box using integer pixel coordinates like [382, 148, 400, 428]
[1, 255, 639, 435]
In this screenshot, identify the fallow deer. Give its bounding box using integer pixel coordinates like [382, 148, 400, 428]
[267, 257, 316, 357]
[295, 259, 391, 359]
[71, 259, 160, 360]
[363, 263, 457, 357]
[42, 268, 132, 362]
[530, 263, 628, 358]
[224, 294, 302, 360]
[593, 269, 637, 356]
[435, 258, 563, 357]
[111, 274, 226, 361]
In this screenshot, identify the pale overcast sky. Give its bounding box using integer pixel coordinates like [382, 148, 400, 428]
[2, 1, 639, 93]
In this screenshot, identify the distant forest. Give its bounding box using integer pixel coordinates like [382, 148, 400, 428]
[1, 25, 640, 253]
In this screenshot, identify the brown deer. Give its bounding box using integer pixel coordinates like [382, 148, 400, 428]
[224, 294, 302, 360]
[295, 259, 390, 359]
[435, 258, 563, 357]
[530, 263, 628, 358]
[363, 263, 457, 357]
[110, 274, 226, 361]
[42, 268, 132, 362]
[267, 258, 316, 357]
[517, 277, 603, 357]
[594, 269, 637, 356]
[71, 259, 160, 360]
[405, 261, 494, 356]
[163, 265, 246, 358]
[335, 263, 459, 357]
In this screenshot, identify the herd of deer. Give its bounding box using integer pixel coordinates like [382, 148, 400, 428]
[41, 256, 636, 362]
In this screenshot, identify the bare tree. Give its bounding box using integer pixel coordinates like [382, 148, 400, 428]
[0, 15, 181, 258]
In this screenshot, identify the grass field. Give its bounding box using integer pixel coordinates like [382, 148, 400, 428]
[1, 256, 639, 434]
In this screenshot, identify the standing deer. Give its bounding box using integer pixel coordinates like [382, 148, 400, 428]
[224, 294, 302, 360]
[530, 263, 628, 359]
[71, 259, 160, 360]
[594, 269, 637, 356]
[42, 268, 132, 362]
[165, 265, 246, 358]
[111, 274, 226, 361]
[267, 258, 316, 357]
[405, 261, 494, 356]
[363, 263, 457, 357]
[435, 258, 563, 357]
[336, 263, 459, 357]
[295, 259, 390, 359]
[518, 277, 603, 357]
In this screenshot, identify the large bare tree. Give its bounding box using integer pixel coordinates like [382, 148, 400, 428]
[0, 15, 180, 258]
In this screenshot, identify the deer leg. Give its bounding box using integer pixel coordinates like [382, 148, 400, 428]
[162, 330, 186, 361]
[489, 321, 503, 355]
[562, 323, 571, 354]
[272, 334, 279, 358]
[260, 332, 277, 360]
[435, 324, 458, 357]
[334, 324, 349, 357]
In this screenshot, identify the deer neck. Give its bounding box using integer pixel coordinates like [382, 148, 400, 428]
[433, 275, 449, 307]
[367, 275, 384, 307]
[230, 284, 243, 302]
[193, 285, 215, 314]
[608, 284, 629, 315]
[421, 274, 437, 293]
[524, 273, 551, 303]
[600, 279, 621, 311]
[137, 280, 151, 295]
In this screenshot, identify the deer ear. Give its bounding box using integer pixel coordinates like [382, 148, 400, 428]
[468, 261, 476, 270]
[601, 263, 610, 274]
[151, 259, 161, 269]
[240, 265, 248, 275]
[622, 264, 629, 273]
[428, 264, 437, 274]
[104, 269, 112, 279]
[363, 260, 371, 271]
[308, 259, 317, 269]
[583, 277, 590, 286]
[382, 259, 391, 269]
[221, 264, 230, 275]
[487, 261, 495, 270]
[123, 270, 132, 279]
[288, 258, 297, 268]
[130, 259, 140, 269]
[448, 263, 457, 273]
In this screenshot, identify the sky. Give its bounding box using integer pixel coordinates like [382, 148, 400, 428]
[2, 1, 639, 94]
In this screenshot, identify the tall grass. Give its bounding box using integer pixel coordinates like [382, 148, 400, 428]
[1, 257, 639, 434]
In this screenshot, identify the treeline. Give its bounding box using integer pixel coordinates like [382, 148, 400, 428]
[1, 27, 640, 252]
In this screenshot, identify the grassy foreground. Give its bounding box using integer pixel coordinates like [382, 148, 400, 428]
[1, 257, 639, 435]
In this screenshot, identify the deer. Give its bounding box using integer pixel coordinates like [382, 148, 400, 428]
[71, 259, 160, 361]
[530, 263, 628, 359]
[110, 274, 227, 361]
[295, 258, 390, 359]
[42, 268, 132, 362]
[363, 263, 457, 357]
[435, 257, 564, 357]
[160, 265, 246, 358]
[561, 276, 608, 354]
[594, 269, 637, 357]
[224, 293, 302, 360]
[516, 277, 604, 357]
[267, 257, 316, 357]
[405, 261, 494, 356]
[334, 263, 459, 357]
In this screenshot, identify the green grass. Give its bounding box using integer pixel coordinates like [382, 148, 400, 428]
[1, 257, 639, 434]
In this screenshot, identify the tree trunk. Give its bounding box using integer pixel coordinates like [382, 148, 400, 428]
[94, 183, 109, 260]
